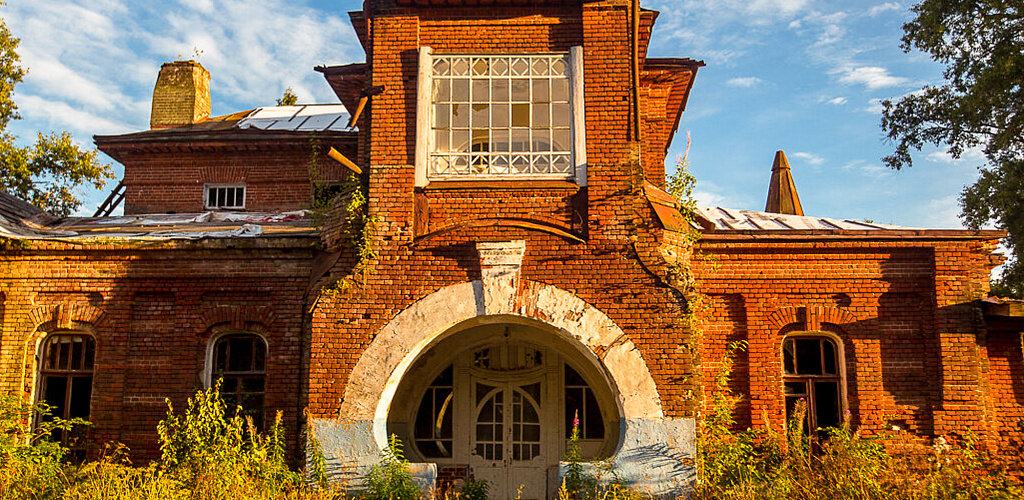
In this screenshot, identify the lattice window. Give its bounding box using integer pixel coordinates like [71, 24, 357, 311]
[563, 364, 604, 440]
[414, 366, 454, 458]
[429, 54, 573, 179]
[38, 334, 95, 445]
[783, 336, 844, 432]
[204, 184, 246, 210]
[212, 334, 267, 428]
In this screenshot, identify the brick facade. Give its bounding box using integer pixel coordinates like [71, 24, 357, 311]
[0, 0, 1019, 493]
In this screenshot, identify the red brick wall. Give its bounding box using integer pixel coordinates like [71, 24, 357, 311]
[0, 239, 315, 461]
[118, 144, 353, 215]
[307, 1, 699, 425]
[692, 236, 1006, 448]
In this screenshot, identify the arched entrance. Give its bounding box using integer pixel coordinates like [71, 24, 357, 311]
[386, 319, 621, 498]
[311, 279, 695, 497]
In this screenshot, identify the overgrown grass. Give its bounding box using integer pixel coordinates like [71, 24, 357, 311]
[2, 381, 1021, 500]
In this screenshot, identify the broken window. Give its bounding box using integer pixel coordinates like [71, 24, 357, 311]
[428, 54, 573, 179]
[212, 334, 266, 429]
[204, 184, 246, 210]
[414, 365, 454, 458]
[38, 333, 94, 444]
[563, 364, 604, 440]
[783, 336, 843, 432]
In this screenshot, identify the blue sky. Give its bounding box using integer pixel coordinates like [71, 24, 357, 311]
[2, 0, 986, 228]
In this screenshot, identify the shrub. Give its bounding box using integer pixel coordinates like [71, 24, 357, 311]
[365, 435, 421, 500]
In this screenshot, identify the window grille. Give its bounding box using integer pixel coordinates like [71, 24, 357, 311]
[212, 334, 267, 428]
[783, 336, 843, 433]
[38, 334, 95, 444]
[414, 366, 454, 458]
[429, 54, 573, 179]
[563, 364, 604, 440]
[205, 184, 246, 210]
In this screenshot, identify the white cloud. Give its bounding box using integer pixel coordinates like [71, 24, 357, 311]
[916, 195, 964, 229]
[791, 152, 825, 165]
[725, 77, 763, 88]
[864, 98, 885, 114]
[868, 3, 901, 16]
[827, 97, 847, 105]
[15, 94, 132, 136]
[926, 147, 986, 165]
[836, 65, 910, 89]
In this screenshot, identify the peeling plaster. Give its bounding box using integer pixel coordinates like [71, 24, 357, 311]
[314, 241, 694, 494]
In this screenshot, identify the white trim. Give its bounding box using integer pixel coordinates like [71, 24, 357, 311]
[569, 46, 587, 187]
[202, 331, 269, 388]
[203, 183, 246, 210]
[415, 46, 434, 188]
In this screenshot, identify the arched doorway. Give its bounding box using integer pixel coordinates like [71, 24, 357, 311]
[386, 320, 621, 499]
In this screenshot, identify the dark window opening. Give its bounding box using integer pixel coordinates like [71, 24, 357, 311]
[212, 334, 266, 429]
[415, 366, 454, 458]
[564, 364, 604, 440]
[38, 334, 95, 446]
[783, 336, 843, 433]
[205, 185, 246, 210]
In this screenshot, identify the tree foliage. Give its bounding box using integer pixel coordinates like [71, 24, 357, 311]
[277, 87, 299, 106]
[881, 0, 1024, 297]
[0, 17, 112, 217]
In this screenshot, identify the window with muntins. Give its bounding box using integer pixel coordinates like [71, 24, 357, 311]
[429, 54, 573, 179]
[205, 184, 246, 210]
[38, 334, 94, 444]
[563, 364, 604, 440]
[783, 335, 843, 433]
[212, 334, 266, 428]
[414, 365, 454, 458]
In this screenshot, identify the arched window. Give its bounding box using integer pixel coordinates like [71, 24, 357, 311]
[414, 365, 454, 458]
[211, 333, 267, 428]
[564, 364, 604, 440]
[38, 333, 95, 444]
[782, 335, 844, 432]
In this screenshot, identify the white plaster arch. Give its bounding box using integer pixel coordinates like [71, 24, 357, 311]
[337, 279, 664, 448]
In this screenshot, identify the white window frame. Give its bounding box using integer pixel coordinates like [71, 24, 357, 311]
[415, 46, 587, 186]
[203, 183, 246, 210]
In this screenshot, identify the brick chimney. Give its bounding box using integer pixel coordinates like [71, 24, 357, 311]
[150, 60, 211, 129]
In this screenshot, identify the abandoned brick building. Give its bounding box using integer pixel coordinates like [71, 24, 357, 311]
[1, 0, 1022, 497]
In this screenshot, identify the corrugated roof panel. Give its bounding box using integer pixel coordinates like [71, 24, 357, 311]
[694, 205, 927, 232]
[237, 105, 353, 132]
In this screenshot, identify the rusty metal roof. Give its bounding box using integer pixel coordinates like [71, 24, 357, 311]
[696, 206, 918, 231]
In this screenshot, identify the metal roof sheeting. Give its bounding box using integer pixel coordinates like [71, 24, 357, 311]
[237, 105, 353, 132]
[695, 206, 914, 231]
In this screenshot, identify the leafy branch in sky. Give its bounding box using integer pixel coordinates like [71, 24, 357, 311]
[881, 0, 1024, 297]
[0, 16, 113, 217]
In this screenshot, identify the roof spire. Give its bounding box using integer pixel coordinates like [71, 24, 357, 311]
[765, 150, 804, 216]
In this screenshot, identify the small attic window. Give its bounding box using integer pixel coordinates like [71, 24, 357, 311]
[205, 184, 246, 210]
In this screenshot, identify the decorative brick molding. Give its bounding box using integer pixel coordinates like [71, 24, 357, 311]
[198, 305, 275, 336]
[27, 303, 105, 330]
[767, 305, 858, 332]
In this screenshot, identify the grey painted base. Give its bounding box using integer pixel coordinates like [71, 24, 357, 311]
[311, 417, 695, 497]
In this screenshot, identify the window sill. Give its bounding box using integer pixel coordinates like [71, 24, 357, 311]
[422, 180, 580, 192]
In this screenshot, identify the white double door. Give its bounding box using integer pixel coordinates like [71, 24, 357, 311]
[468, 373, 549, 500]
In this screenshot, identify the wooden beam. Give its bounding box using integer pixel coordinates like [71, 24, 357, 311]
[327, 147, 362, 174]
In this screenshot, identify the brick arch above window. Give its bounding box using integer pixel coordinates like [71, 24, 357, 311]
[767, 305, 857, 333]
[27, 303, 105, 331]
[198, 305, 275, 337]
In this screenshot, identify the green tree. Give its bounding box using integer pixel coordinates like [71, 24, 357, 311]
[881, 0, 1024, 297]
[0, 17, 112, 217]
[277, 87, 298, 106]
